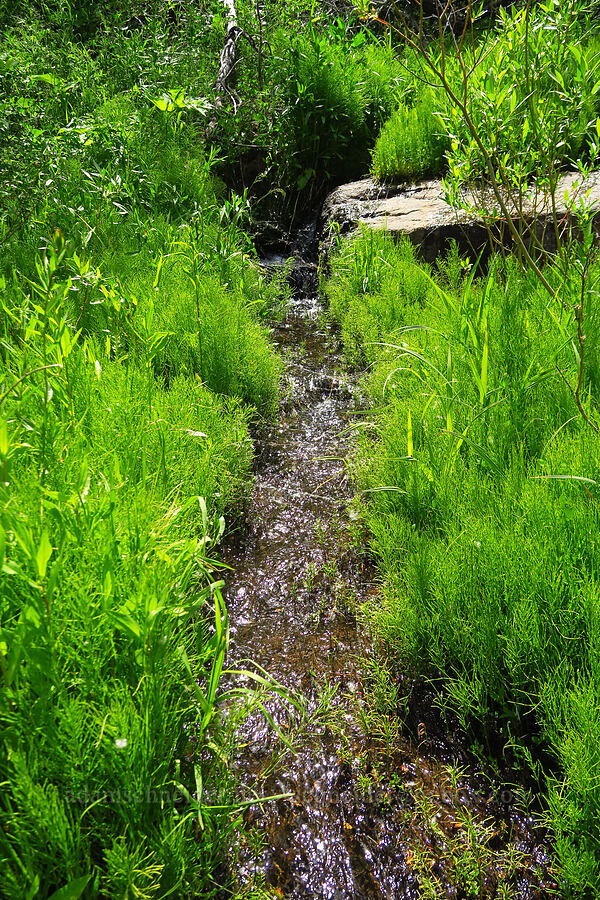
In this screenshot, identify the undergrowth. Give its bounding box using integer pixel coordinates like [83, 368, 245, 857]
[0, 4, 285, 896]
[325, 229, 600, 895]
[371, 91, 448, 183]
[0, 233, 254, 897]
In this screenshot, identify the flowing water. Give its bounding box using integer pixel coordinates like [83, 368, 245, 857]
[221, 247, 556, 899]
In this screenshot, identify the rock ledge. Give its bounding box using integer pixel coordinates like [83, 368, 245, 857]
[320, 172, 600, 262]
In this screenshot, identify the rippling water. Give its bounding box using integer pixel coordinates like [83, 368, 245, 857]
[220, 260, 556, 899]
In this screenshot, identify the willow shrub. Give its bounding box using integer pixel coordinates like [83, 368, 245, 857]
[439, 0, 600, 192]
[370, 0, 600, 190]
[326, 229, 600, 894]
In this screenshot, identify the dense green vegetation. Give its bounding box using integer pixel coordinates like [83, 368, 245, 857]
[326, 229, 600, 894]
[3, 0, 600, 895]
[371, 90, 448, 183]
[337, 7, 600, 893]
[370, 0, 600, 187]
[0, 2, 286, 896]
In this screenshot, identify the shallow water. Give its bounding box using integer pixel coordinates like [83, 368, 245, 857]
[221, 260, 556, 899]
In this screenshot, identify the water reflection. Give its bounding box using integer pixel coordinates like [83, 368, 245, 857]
[221, 264, 554, 899]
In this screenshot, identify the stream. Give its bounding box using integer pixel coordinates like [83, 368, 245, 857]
[220, 241, 556, 899]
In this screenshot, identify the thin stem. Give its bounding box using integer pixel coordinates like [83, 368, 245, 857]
[0, 364, 63, 407]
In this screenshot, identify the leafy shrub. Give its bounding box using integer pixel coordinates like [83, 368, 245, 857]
[240, 23, 406, 207]
[440, 0, 600, 189]
[370, 0, 600, 194]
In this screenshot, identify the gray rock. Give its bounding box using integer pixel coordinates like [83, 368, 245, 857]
[320, 172, 600, 263]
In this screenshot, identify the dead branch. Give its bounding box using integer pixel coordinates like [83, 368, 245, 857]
[207, 0, 242, 135]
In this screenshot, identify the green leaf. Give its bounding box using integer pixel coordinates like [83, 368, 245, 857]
[150, 96, 175, 112]
[194, 764, 204, 829]
[47, 558, 61, 604]
[23, 604, 42, 629]
[296, 168, 314, 191]
[47, 875, 91, 900]
[32, 73, 65, 90]
[0, 419, 8, 456]
[532, 474, 598, 485]
[569, 42, 582, 66]
[198, 496, 209, 536]
[13, 522, 34, 559]
[112, 611, 142, 642]
[24, 875, 40, 900]
[480, 320, 489, 405]
[36, 530, 53, 580]
[103, 565, 113, 606]
[153, 254, 163, 289]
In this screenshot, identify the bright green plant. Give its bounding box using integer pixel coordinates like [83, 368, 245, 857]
[367, 0, 600, 281]
[0, 7, 289, 877]
[326, 228, 600, 892]
[439, 0, 600, 192]
[372, 91, 448, 182]
[0, 232, 261, 896]
[400, 768, 537, 899]
[225, 18, 406, 216]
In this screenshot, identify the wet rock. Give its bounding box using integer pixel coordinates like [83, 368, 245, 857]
[319, 171, 600, 263]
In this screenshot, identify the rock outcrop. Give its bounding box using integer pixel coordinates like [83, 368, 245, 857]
[320, 172, 600, 263]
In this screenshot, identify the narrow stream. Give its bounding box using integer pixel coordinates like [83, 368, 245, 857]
[221, 247, 556, 899]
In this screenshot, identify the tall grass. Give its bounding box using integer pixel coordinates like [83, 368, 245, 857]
[326, 229, 600, 894]
[0, 7, 287, 896]
[0, 234, 258, 896]
[371, 92, 448, 183]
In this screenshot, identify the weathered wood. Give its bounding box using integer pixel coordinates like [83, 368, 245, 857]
[208, 0, 242, 133]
